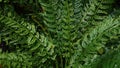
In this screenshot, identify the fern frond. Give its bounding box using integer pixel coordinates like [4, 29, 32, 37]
[0, 51, 32, 68]
[0, 14, 56, 67]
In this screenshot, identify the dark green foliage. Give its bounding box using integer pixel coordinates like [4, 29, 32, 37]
[0, 0, 120, 68]
[90, 48, 120, 68]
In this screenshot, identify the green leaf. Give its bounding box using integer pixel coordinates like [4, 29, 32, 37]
[30, 42, 41, 51]
[27, 34, 33, 45]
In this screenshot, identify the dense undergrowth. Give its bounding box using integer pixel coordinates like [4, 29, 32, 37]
[0, 0, 120, 68]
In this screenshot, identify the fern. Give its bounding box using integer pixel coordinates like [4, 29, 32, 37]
[0, 0, 120, 68]
[0, 10, 55, 67]
[0, 51, 32, 68]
